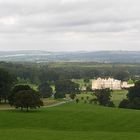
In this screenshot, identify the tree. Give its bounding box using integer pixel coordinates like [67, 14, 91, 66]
[119, 99, 130, 109]
[38, 82, 53, 98]
[54, 79, 79, 99]
[54, 92, 65, 99]
[94, 88, 114, 107]
[0, 68, 15, 103]
[9, 85, 43, 111]
[9, 85, 31, 106]
[127, 81, 140, 101]
[119, 81, 140, 110]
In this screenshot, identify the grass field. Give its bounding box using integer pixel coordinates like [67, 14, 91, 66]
[0, 103, 140, 140]
[75, 90, 128, 106]
[111, 90, 128, 106]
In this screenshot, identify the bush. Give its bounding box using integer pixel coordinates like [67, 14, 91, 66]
[130, 98, 140, 109]
[76, 99, 79, 103]
[107, 101, 115, 107]
[54, 92, 65, 99]
[84, 100, 87, 104]
[89, 98, 97, 104]
[86, 96, 89, 100]
[119, 99, 130, 109]
[69, 93, 76, 100]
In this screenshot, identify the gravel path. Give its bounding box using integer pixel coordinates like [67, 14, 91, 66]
[0, 101, 69, 110]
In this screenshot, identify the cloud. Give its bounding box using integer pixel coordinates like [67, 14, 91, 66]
[0, 0, 140, 51]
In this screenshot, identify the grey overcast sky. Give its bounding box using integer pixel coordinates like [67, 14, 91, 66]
[0, 0, 140, 51]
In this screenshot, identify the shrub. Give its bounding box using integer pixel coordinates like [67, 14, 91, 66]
[119, 99, 130, 109]
[86, 96, 89, 100]
[54, 92, 65, 99]
[84, 100, 87, 104]
[69, 93, 76, 100]
[107, 101, 115, 107]
[76, 99, 79, 103]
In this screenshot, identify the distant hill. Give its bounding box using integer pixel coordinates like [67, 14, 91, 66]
[0, 50, 140, 63]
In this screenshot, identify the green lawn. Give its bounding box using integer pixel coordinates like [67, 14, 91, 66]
[75, 90, 127, 106]
[0, 103, 140, 140]
[111, 90, 128, 106]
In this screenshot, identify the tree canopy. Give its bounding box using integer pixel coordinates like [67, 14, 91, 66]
[54, 79, 79, 99]
[94, 89, 114, 107]
[38, 82, 53, 98]
[119, 81, 140, 110]
[0, 68, 15, 102]
[9, 85, 43, 111]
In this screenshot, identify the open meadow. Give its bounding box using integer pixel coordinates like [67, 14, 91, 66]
[0, 103, 140, 140]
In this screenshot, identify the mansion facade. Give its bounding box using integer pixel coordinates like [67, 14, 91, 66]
[92, 78, 134, 90]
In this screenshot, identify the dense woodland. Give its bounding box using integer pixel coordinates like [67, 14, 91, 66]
[0, 61, 140, 110]
[0, 61, 140, 85]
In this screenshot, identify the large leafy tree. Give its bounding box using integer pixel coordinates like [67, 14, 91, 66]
[0, 68, 15, 103]
[9, 85, 43, 111]
[54, 79, 79, 99]
[38, 82, 53, 98]
[119, 81, 140, 109]
[94, 88, 114, 107]
[127, 81, 140, 101]
[55, 80, 79, 94]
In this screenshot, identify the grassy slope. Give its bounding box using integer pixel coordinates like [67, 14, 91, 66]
[76, 90, 128, 106]
[111, 90, 128, 106]
[0, 103, 140, 140]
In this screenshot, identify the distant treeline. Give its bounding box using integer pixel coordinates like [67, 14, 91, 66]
[0, 61, 140, 84]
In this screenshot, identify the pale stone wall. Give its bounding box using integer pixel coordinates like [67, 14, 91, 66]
[121, 82, 134, 88]
[92, 78, 134, 90]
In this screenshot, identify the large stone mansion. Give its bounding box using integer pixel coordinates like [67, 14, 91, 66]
[92, 78, 134, 90]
